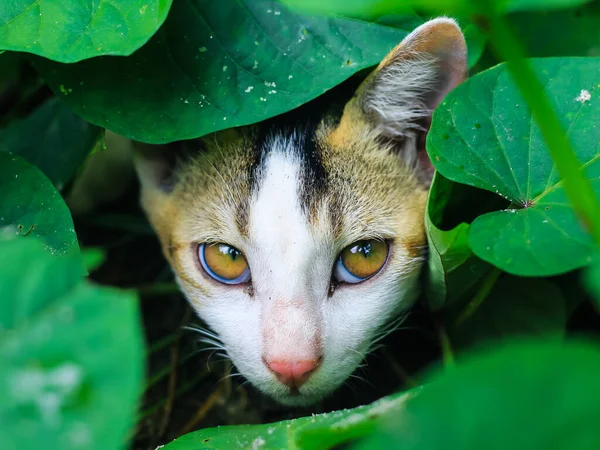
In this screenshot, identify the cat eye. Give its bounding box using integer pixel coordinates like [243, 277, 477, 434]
[334, 240, 389, 284]
[198, 243, 251, 285]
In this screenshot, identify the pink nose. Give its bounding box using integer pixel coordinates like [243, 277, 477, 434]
[265, 358, 321, 388]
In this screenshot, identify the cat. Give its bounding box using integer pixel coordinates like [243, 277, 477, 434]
[132, 18, 467, 406]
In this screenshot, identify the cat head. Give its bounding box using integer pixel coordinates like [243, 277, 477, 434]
[134, 18, 466, 405]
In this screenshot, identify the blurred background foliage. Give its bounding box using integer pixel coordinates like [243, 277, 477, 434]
[1, 1, 600, 449]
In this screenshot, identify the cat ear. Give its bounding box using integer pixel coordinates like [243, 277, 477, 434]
[133, 140, 197, 193]
[330, 17, 467, 148]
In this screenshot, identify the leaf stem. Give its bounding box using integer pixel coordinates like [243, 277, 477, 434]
[454, 268, 501, 326]
[437, 322, 455, 367]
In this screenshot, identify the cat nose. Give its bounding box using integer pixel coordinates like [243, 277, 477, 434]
[265, 358, 322, 388]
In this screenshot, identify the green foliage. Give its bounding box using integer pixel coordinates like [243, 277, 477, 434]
[282, 0, 592, 16]
[0, 153, 79, 258]
[0, 98, 100, 188]
[449, 276, 568, 347]
[428, 57, 600, 276]
[160, 391, 413, 449]
[357, 339, 600, 450]
[424, 173, 493, 310]
[510, 1, 600, 57]
[162, 339, 600, 449]
[0, 239, 144, 450]
[1, 0, 600, 448]
[31, 0, 421, 143]
[0, 0, 173, 63]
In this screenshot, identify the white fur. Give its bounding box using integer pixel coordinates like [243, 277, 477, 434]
[363, 55, 438, 137]
[179, 135, 422, 405]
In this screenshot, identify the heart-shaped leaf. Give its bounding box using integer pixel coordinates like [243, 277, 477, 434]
[428, 57, 600, 276]
[0, 98, 100, 189]
[0, 238, 144, 450]
[355, 339, 600, 450]
[0, 153, 79, 258]
[0, 0, 173, 63]
[32, 0, 418, 144]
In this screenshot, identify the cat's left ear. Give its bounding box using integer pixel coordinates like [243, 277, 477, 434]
[329, 18, 467, 178]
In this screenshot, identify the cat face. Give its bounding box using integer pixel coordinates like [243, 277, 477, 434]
[134, 18, 466, 405]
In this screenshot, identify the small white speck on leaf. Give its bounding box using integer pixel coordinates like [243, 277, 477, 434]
[245, 86, 254, 93]
[255, 41, 259, 45]
[253, 60, 259, 69]
[576, 89, 591, 103]
[198, 46, 207, 53]
[274, 10, 281, 15]
[223, 116, 227, 120]
[288, 75, 293, 79]
[223, 65, 228, 72]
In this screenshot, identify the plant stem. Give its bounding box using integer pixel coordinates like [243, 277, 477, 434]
[454, 268, 501, 326]
[437, 323, 455, 367]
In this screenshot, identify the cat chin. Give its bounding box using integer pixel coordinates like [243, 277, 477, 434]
[253, 375, 346, 407]
[265, 389, 326, 407]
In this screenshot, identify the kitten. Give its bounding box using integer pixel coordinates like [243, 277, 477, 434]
[134, 18, 466, 406]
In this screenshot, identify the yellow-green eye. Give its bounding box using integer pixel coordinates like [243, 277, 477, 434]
[199, 243, 250, 284]
[335, 240, 389, 283]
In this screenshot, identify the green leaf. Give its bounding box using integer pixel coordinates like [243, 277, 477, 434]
[356, 339, 600, 450]
[0, 238, 144, 450]
[32, 0, 418, 144]
[161, 390, 415, 450]
[428, 57, 600, 276]
[0, 0, 173, 63]
[0, 153, 79, 258]
[450, 276, 568, 348]
[424, 173, 493, 310]
[0, 98, 100, 189]
[282, 0, 592, 17]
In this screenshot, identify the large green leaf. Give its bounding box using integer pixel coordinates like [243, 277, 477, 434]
[0, 0, 173, 63]
[33, 0, 418, 144]
[0, 98, 100, 189]
[450, 276, 567, 348]
[428, 57, 600, 276]
[424, 173, 493, 311]
[282, 0, 592, 17]
[0, 238, 144, 450]
[0, 153, 79, 257]
[356, 339, 600, 450]
[161, 390, 415, 450]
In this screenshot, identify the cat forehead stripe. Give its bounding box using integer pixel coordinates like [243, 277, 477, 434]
[248, 122, 329, 219]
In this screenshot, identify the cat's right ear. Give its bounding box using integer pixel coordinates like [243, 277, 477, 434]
[133, 140, 198, 193]
[133, 142, 178, 193]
